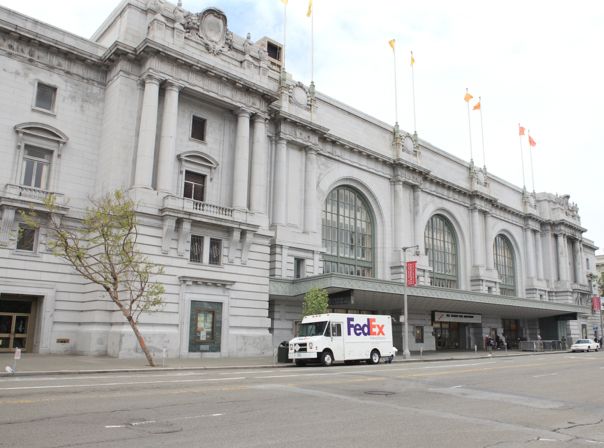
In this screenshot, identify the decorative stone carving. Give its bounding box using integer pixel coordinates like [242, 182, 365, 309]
[290, 82, 310, 109]
[183, 8, 233, 55]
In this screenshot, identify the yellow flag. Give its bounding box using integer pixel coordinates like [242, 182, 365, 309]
[281, 0, 288, 4]
[306, 0, 313, 17]
[464, 91, 473, 102]
[388, 39, 395, 50]
[410, 51, 415, 66]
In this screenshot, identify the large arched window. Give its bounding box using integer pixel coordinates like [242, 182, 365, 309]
[494, 234, 516, 296]
[424, 214, 458, 288]
[322, 186, 374, 277]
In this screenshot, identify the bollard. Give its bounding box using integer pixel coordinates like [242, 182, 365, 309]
[162, 348, 167, 368]
[474, 344, 477, 354]
[420, 346, 423, 359]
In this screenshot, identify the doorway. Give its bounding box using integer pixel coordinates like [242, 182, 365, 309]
[0, 295, 37, 352]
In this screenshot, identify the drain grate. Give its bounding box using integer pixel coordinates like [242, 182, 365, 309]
[364, 390, 396, 396]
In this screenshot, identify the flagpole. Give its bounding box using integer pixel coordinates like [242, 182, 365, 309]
[478, 96, 486, 169]
[307, 0, 315, 122]
[411, 51, 416, 134]
[518, 124, 526, 189]
[282, 1, 287, 68]
[465, 88, 473, 163]
[391, 42, 399, 128]
[528, 130, 536, 193]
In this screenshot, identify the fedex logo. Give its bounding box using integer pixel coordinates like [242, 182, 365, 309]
[347, 317, 385, 336]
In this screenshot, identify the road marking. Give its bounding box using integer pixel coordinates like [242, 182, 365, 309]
[0, 372, 207, 382]
[104, 413, 223, 429]
[0, 377, 246, 391]
[532, 373, 558, 378]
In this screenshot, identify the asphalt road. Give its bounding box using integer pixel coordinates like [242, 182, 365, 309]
[1, 353, 603, 448]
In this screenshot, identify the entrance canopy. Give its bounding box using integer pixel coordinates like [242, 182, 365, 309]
[270, 274, 586, 320]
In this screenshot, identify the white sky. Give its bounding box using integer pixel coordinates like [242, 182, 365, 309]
[2, 0, 603, 253]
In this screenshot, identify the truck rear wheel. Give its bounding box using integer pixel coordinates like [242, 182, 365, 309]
[321, 350, 334, 367]
[368, 349, 380, 365]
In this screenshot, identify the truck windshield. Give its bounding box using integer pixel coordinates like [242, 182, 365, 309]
[298, 321, 328, 337]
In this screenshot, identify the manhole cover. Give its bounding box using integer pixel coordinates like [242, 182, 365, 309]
[364, 391, 396, 396]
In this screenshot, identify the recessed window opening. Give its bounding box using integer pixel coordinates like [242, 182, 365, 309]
[183, 171, 206, 202]
[191, 115, 207, 142]
[34, 83, 57, 112]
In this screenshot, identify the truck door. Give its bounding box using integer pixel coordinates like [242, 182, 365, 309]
[330, 322, 344, 361]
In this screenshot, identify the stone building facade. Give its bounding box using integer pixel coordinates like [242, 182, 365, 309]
[0, 0, 600, 358]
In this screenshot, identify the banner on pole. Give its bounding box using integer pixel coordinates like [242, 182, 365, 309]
[406, 261, 417, 286]
[592, 296, 601, 313]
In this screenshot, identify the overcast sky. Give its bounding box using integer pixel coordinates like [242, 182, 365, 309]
[2, 0, 603, 253]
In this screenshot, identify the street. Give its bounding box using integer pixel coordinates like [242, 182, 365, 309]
[1, 353, 604, 447]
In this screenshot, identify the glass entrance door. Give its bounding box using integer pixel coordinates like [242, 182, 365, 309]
[0, 313, 29, 352]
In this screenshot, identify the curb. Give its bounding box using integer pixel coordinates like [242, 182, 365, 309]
[0, 350, 572, 378]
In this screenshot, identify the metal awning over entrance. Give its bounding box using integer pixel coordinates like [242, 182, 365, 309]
[270, 274, 587, 320]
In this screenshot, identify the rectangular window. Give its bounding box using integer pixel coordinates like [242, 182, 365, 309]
[294, 258, 305, 279]
[266, 41, 282, 62]
[209, 238, 222, 265]
[190, 235, 204, 263]
[16, 224, 36, 252]
[191, 115, 207, 142]
[414, 326, 424, 343]
[183, 171, 206, 202]
[22, 145, 51, 189]
[35, 83, 57, 112]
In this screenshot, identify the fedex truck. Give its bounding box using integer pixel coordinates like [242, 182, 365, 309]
[288, 313, 395, 366]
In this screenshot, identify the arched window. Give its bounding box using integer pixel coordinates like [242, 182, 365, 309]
[494, 234, 516, 296]
[424, 214, 458, 288]
[322, 186, 374, 277]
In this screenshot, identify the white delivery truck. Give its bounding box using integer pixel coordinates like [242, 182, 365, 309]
[288, 313, 395, 366]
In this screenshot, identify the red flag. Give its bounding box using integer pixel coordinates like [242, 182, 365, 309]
[528, 135, 536, 147]
[519, 125, 525, 136]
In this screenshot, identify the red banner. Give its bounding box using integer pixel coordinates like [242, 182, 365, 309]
[406, 261, 417, 287]
[592, 296, 601, 313]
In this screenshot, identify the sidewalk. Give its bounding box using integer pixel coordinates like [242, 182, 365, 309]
[0, 348, 569, 377]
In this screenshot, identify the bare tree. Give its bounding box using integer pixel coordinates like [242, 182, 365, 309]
[23, 191, 164, 366]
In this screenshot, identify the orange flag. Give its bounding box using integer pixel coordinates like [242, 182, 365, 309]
[464, 90, 473, 102]
[519, 124, 525, 136]
[472, 101, 481, 110]
[528, 135, 536, 147]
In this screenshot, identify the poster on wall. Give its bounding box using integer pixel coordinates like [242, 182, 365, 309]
[592, 296, 602, 314]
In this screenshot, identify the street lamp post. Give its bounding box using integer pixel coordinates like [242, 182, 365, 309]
[402, 245, 419, 359]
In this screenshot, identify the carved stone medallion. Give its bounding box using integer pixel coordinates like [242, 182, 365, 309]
[197, 8, 233, 55]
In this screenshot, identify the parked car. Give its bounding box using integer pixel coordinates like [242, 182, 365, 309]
[570, 339, 600, 352]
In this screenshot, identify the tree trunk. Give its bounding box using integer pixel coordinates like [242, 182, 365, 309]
[126, 315, 156, 367]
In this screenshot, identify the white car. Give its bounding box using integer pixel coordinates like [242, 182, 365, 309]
[570, 339, 600, 352]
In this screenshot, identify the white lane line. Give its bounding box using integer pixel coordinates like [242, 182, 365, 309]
[258, 372, 335, 379]
[0, 377, 246, 391]
[0, 372, 206, 383]
[104, 413, 223, 429]
[532, 373, 558, 378]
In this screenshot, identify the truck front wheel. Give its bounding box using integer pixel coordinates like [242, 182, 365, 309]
[321, 350, 334, 367]
[368, 349, 380, 365]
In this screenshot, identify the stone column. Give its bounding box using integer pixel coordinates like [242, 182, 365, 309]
[156, 81, 182, 193]
[556, 233, 568, 281]
[572, 239, 581, 284]
[471, 207, 482, 267]
[392, 180, 404, 251]
[543, 226, 555, 282]
[485, 213, 494, 270]
[133, 74, 161, 188]
[525, 228, 536, 279]
[413, 186, 423, 252]
[303, 146, 318, 233]
[536, 230, 544, 280]
[232, 109, 251, 210]
[272, 138, 287, 225]
[250, 115, 268, 213]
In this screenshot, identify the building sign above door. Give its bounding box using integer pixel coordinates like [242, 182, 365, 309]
[433, 311, 482, 323]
